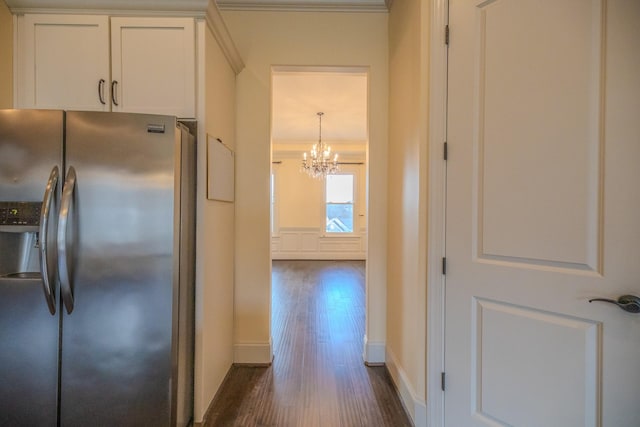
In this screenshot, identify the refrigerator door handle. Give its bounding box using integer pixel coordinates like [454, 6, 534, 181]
[58, 166, 77, 314]
[39, 166, 59, 315]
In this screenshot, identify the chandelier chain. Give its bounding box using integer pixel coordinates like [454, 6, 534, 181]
[301, 112, 339, 179]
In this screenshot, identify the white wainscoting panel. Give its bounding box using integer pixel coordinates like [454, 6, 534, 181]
[272, 227, 366, 260]
[280, 233, 299, 252]
[301, 232, 318, 251]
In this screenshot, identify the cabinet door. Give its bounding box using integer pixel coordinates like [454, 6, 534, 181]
[16, 14, 110, 111]
[111, 17, 195, 118]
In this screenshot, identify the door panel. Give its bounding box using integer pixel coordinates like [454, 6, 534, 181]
[60, 112, 177, 426]
[110, 18, 195, 118]
[17, 15, 110, 111]
[0, 110, 63, 427]
[446, 1, 640, 426]
[0, 278, 59, 427]
[477, 0, 603, 270]
[472, 299, 600, 426]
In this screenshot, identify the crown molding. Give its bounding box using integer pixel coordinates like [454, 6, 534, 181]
[5, 0, 245, 74]
[5, 0, 210, 15]
[205, 1, 245, 74]
[216, 0, 389, 13]
[5, 0, 392, 14]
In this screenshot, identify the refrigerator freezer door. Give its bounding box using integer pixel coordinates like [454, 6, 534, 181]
[61, 112, 178, 426]
[0, 109, 63, 427]
[0, 277, 59, 427]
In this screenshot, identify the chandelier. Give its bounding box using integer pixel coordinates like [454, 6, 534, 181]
[301, 112, 339, 179]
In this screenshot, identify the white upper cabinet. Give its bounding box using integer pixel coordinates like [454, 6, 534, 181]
[111, 17, 195, 118]
[16, 14, 195, 118]
[16, 14, 111, 111]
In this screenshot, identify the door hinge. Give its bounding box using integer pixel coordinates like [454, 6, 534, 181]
[442, 257, 447, 275]
[444, 141, 448, 161]
[441, 372, 446, 391]
[445, 25, 450, 45]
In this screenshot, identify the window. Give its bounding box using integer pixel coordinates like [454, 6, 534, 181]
[325, 174, 354, 233]
[271, 172, 276, 234]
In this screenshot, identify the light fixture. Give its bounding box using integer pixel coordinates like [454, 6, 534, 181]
[301, 112, 339, 179]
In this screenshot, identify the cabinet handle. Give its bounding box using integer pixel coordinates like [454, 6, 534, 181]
[111, 80, 119, 106]
[98, 79, 106, 105]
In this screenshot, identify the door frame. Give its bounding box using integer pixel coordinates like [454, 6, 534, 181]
[427, 0, 448, 426]
[269, 66, 379, 362]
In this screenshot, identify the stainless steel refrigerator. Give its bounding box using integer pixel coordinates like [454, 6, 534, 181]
[0, 110, 195, 427]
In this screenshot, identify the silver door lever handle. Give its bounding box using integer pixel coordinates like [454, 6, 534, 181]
[589, 295, 640, 313]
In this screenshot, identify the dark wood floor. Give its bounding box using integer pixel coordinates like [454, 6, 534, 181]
[203, 260, 412, 427]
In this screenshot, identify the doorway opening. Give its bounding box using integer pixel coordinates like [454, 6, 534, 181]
[270, 66, 370, 362]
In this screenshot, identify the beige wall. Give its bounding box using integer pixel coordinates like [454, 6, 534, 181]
[193, 21, 236, 422]
[273, 157, 325, 229]
[222, 10, 388, 363]
[0, 0, 12, 108]
[272, 146, 366, 231]
[387, 0, 429, 422]
[271, 146, 367, 261]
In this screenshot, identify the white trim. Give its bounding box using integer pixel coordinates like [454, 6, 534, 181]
[427, 1, 448, 427]
[386, 347, 427, 427]
[5, 0, 210, 15]
[415, 400, 427, 427]
[6, 7, 206, 16]
[12, 15, 18, 108]
[272, 64, 370, 75]
[271, 227, 366, 259]
[233, 340, 274, 365]
[193, 364, 235, 426]
[362, 335, 385, 364]
[204, 0, 245, 74]
[272, 252, 365, 260]
[216, 0, 389, 13]
[193, 19, 207, 424]
[270, 168, 278, 235]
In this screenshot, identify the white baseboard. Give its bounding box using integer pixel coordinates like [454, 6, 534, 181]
[362, 336, 385, 364]
[386, 347, 427, 427]
[414, 399, 427, 427]
[193, 364, 234, 427]
[233, 340, 273, 365]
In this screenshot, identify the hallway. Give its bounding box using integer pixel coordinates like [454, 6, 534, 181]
[204, 260, 411, 426]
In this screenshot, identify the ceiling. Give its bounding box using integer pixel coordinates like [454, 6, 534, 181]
[216, 0, 380, 144]
[271, 70, 368, 143]
[216, 0, 392, 12]
[220, 1, 381, 144]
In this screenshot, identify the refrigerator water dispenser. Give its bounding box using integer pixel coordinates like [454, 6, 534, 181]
[0, 201, 42, 277]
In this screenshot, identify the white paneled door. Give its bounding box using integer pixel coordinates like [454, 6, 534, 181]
[445, 1, 640, 426]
